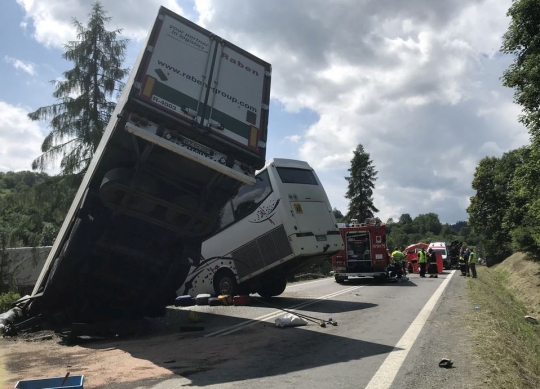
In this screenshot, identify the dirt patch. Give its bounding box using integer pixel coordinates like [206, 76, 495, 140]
[496, 253, 540, 318]
[0, 323, 268, 389]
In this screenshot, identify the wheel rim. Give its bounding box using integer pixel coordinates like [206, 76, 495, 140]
[219, 277, 233, 295]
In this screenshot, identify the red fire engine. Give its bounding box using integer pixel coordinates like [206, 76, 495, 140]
[332, 219, 390, 283]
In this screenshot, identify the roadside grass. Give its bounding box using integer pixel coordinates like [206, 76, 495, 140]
[468, 264, 540, 389]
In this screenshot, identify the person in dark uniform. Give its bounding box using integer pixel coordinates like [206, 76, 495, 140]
[428, 248, 438, 278]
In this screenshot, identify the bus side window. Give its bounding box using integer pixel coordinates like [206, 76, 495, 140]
[231, 170, 272, 221]
[217, 201, 234, 230]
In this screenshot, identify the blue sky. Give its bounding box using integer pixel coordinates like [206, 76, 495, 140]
[0, 0, 531, 224]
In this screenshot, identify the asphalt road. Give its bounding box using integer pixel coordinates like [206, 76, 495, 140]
[128, 270, 478, 389]
[2, 270, 483, 389]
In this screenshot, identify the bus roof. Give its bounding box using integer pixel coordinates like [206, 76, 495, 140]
[266, 158, 312, 170]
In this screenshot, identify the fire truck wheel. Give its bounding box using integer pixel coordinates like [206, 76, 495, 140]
[214, 269, 238, 296]
[335, 275, 347, 284]
[373, 275, 387, 284]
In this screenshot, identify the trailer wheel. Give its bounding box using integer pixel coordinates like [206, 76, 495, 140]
[214, 269, 238, 296]
[258, 276, 287, 299]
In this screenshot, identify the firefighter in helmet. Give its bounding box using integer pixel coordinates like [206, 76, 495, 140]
[428, 248, 438, 278]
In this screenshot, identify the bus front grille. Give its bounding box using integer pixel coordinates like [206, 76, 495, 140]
[231, 225, 293, 280]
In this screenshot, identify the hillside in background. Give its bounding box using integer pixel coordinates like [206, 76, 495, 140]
[0, 171, 78, 248]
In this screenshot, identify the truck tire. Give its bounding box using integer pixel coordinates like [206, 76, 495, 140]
[335, 275, 347, 284]
[213, 269, 238, 296]
[258, 277, 287, 299]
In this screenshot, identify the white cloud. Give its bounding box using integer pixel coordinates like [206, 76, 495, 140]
[0, 101, 44, 172]
[16, 0, 185, 48]
[193, 0, 528, 223]
[4, 55, 36, 76]
[285, 135, 301, 143]
[12, 0, 529, 224]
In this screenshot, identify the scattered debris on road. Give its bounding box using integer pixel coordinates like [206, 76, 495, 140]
[275, 314, 308, 328]
[438, 358, 454, 368]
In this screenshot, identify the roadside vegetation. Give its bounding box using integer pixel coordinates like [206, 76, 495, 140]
[468, 254, 540, 389]
[0, 292, 20, 313]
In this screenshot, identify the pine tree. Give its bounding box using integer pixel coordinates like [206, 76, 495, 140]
[28, 2, 129, 175]
[345, 144, 379, 221]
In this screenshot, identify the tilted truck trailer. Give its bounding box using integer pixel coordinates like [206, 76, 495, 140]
[7, 6, 271, 332]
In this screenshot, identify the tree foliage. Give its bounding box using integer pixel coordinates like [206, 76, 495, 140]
[332, 208, 344, 222]
[345, 144, 379, 221]
[501, 0, 540, 139]
[467, 148, 531, 264]
[385, 214, 473, 253]
[473, 0, 540, 263]
[0, 171, 75, 249]
[28, 2, 129, 175]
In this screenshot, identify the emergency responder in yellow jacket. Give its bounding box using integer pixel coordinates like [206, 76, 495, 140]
[391, 248, 405, 280]
[418, 247, 427, 278]
[469, 247, 478, 278]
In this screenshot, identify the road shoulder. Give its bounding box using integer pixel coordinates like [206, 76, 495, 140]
[390, 272, 487, 389]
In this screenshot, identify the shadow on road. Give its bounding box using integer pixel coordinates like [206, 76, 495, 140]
[76, 305, 398, 388]
[336, 278, 419, 287]
[249, 295, 378, 314]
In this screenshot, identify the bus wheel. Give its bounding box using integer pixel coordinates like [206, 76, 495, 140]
[258, 277, 287, 299]
[214, 270, 238, 296]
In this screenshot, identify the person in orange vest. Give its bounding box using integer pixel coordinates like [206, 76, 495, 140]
[418, 247, 427, 278]
[427, 248, 438, 278]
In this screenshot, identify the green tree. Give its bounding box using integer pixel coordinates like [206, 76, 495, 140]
[413, 213, 442, 235]
[506, 147, 540, 256]
[332, 208, 344, 222]
[28, 2, 129, 175]
[440, 224, 453, 239]
[501, 0, 540, 139]
[398, 213, 414, 233]
[467, 149, 529, 263]
[345, 144, 378, 221]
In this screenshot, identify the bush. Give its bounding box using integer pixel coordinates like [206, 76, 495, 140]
[0, 291, 20, 312]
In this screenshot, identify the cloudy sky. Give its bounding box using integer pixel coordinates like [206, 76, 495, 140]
[0, 0, 529, 224]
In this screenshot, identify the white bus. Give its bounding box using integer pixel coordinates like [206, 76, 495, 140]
[178, 158, 344, 298]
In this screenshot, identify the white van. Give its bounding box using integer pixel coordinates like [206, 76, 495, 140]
[428, 242, 451, 270]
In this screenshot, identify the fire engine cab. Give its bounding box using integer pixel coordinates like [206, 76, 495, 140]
[332, 219, 390, 283]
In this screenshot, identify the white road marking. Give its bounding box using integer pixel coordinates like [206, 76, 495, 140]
[364, 271, 456, 389]
[205, 284, 364, 338]
[286, 278, 331, 289]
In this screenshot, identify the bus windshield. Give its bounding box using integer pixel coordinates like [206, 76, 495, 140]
[432, 248, 447, 255]
[276, 167, 318, 185]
